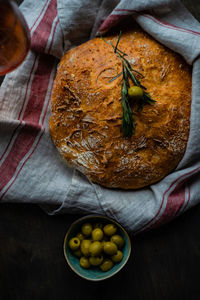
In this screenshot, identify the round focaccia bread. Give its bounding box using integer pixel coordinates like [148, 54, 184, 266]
[49, 28, 192, 189]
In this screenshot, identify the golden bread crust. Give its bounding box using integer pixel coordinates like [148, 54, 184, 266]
[49, 28, 192, 189]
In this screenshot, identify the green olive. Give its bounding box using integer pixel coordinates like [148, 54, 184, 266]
[103, 223, 117, 236]
[68, 237, 80, 250]
[89, 255, 104, 266]
[111, 250, 123, 263]
[80, 239, 91, 257]
[81, 222, 93, 237]
[72, 249, 82, 258]
[80, 256, 91, 269]
[100, 259, 114, 272]
[128, 86, 143, 99]
[101, 239, 111, 249]
[103, 241, 118, 255]
[89, 241, 103, 257]
[110, 235, 125, 249]
[76, 232, 85, 242]
[92, 228, 104, 241]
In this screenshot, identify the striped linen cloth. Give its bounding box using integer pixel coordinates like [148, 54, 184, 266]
[0, 0, 200, 233]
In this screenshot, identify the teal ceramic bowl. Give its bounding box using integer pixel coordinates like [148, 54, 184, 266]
[63, 215, 131, 281]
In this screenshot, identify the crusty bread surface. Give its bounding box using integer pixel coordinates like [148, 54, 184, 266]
[49, 27, 191, 189]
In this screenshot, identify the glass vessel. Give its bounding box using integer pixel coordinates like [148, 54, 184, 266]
[0, 0, 30, 75]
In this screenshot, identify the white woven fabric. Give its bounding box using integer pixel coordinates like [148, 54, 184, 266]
[0, 0, 200, 233]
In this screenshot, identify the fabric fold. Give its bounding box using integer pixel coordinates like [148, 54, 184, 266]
[0, 0, 199, 233]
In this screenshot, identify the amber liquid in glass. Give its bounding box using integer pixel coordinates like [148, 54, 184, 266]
[0, 0, 30, 75]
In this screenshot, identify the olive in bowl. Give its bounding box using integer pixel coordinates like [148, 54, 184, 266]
[63, 215, 131, 281]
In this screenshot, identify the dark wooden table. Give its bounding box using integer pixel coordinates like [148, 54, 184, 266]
[0, 1, 200, 299]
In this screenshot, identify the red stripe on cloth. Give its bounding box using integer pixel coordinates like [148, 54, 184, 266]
[0, 124, 40, 192]
[0, 129, 45, 200]
[135, 166, 200, 233]
[98, 14, 127, 33]
[31, 0, 57, 53]
[153, 170, 200, 228]
[150, 181, 186, 229]
[0, 0, 57, 198]
[17, 55, 38, 120]
[22, 54, 55, 124]
[113, 9, 200, 36]
[30, 0, 50, 31]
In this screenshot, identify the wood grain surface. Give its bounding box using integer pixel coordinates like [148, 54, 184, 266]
[0, 1, 200, 300]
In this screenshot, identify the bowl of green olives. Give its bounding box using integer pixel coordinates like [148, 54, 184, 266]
[63, 215, 131, 281]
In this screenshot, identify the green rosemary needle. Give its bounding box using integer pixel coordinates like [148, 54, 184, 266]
[101, 31, 156, 137]
[121, 64, 135, 137]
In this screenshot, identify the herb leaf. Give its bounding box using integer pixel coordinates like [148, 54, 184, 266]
[101, 32, 156, 137]
[121, 79, 135, 137]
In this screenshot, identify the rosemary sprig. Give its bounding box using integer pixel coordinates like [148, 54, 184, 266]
[121, 63, 135, 137]
[114, 30, 122, 53]
[101, 31, 156, 137]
